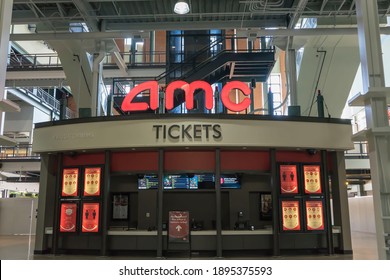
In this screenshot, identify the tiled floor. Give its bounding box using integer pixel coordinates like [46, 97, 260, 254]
[0, 231, 379, 260]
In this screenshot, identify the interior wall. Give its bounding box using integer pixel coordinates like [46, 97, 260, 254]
[348, 196, 376, 233]
[0, 198, 38, 235]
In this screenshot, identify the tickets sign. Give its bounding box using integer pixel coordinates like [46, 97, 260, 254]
[305, 200, 325, 231]
[281, 200, 301, 231]
[83, 167, 101, 196]
[280, 165, 298, 194]
[82, 203, 99, 233]
[168, 211, 190, 243]
[303, 165, 322, 194]
[59, 203, 77, 232]
[62, 168, 79, 197]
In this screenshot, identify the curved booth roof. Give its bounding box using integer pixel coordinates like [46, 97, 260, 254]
[32, 115, 353, 153]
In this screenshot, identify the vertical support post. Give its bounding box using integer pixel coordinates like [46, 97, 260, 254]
[157, 149, 164, 258]
[215, 149, 222, 257]
[101, 150, 110, 256]
[0, 0, 14, 134]
[330, 151, 353, 254]
[150, 31, 155, 63]
[270, 149, 280, 256]
[268, 87, 274, 116]
[52, 153, 63, 255]
[321, 150, 334, 255]
[355, 0, 390, 260]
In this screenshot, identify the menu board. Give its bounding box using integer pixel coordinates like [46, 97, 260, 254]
[168, 211, 190, 243]
[163, 175, 197, 189]
[81, 203, 100, 233]
[62, 168, 79, 197]
[305, 200, 325, 231]
[303, 165, 322, 194]
[59, 203, 77, 232]
[138, 175, 158, 189]
[280, 165, 298, 194]
[281, 200, 301, 231]
[83, 167, 101, 196]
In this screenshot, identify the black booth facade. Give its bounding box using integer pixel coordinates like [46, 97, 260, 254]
[33, 115, 353, 257]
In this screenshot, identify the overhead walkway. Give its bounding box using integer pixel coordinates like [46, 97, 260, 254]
[6, 50, 166, 88]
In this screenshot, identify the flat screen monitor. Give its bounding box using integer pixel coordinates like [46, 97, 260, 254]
[221, 174, 241, 189]
[138, 175, 158, 189]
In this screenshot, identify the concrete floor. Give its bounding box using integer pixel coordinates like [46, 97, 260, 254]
[0, 231, 378, 260]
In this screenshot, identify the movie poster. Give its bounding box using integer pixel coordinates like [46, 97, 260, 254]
[281, 200, 301, 231]
[305, 200, 325, 231]
[280, 165, 298, 194]
[62, 168, 79, 197]
[81, 203, 99, 233]
[83, 167, 101, 196]
[59, 203, 77, 232]
[303, 165, 322, 194]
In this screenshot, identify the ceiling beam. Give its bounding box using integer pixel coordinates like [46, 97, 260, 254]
[9, 26, 390, 41]
[319, 0, 329, 15]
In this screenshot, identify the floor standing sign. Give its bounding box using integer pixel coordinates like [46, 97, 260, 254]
[168, 211, 190, 243]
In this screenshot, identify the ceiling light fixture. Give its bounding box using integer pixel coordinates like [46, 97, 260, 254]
[174, 0, 190, 15]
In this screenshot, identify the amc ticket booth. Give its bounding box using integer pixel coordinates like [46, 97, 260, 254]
[33, 112, 353, 258]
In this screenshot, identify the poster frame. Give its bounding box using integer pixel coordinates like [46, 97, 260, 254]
[81, 201, 101, 234]
[302, 164, 323, 194]
[83, 166, 103, 197]
[112, 193, 129, 220]
[59, 202, 79, 234]
[278, 163, 300, 195]
[279, 198, 303, 233]
[61, 167, 80, 197]
[303, 198, 326, 232]
[259, 192, 272, 220]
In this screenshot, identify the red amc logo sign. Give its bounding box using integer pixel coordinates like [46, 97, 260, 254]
[121, 80, 251, 112]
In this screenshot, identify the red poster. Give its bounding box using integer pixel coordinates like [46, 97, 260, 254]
[62, 168, 79, 197]
[281, 200, 301, 231]
[305, 200, 325, 231]
[60, 203, 77, 232]
[82, 203, 99, 233]
[303, 165, 322, 194]
[84, 167, 101, 196]
[280, 165, 298, 194]
[168, 211, 190, 243]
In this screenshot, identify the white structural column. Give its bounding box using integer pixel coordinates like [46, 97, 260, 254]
[0, 0, 14, 134]
[354, 0, 390, 260]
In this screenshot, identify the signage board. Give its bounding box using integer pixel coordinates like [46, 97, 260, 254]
[305, 200, 325, 231]
[61, 168, 79, 197]
[303, 165, 322, 194]
[168, 211, 190, 243]
[280, 165, 298, 194]
[59, 203, 77, 232]
[281, 200, 301, 231]
[121, 80, 251, 112]
[83, 167, 101, 196]
[81, 202, 100, 233]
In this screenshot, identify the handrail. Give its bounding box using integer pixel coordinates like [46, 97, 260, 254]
[155, 36, 225, 82]
[0, 144, 40, 160]
[7, 51, 167, 70]
[155, 36, 274, 83]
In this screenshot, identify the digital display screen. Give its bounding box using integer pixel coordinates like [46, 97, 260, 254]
[164, 175, 197, 189]
[221, 175, 241, 189]
[137, 174, 240, 189]
[138, 175, 158, 189]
